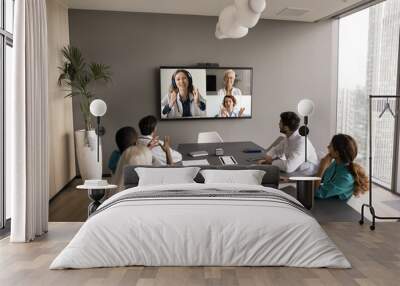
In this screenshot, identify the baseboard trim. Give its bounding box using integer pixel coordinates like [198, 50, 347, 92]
[49, 176, 78, 202]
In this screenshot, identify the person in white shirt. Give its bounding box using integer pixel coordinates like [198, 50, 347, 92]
[258, 111, 319, 175]
[137, 115, 183, 165]
[217, 69, 243, 97]
[161, 69, 206, 118]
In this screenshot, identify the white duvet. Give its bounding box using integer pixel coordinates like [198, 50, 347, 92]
[50, 183, 351, 269]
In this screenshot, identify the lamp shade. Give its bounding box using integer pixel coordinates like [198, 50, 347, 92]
[215, 22, 227, 39]
[234, 0, 265, 28]
[297, 99, 314, 116]
[218, 5, 248, 38]
[249, 0, 266, 13]
[90, 99, 107, 117]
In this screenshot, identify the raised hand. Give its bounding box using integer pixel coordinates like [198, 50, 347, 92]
[146, 136, 159, 150]
[220, 105, 228, 117]
[169, 90, 177, 108]
[239, 107, 245, 117]
[193, 87, 200, 104]
[320, 153, 333, 166]
[160, 136, 171, 153]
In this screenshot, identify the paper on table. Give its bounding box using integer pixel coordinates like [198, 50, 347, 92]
[182, 159, 210, 166]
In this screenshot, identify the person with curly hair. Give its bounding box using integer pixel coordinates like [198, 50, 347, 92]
[315, 134, 369, 200]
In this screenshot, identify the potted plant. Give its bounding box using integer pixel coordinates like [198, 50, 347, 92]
[58, 46, 111, 180]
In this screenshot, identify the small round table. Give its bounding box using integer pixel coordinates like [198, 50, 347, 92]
[289, 176, 321, 210]
[77, 184, 118, 217]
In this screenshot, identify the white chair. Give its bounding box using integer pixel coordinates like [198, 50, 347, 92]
[197, 132, 224, 143]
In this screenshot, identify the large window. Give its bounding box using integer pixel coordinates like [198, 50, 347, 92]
[337, 0, 400, 190]
[1, 0, 14, 229]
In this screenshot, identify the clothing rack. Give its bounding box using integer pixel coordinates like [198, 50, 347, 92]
[359, 95, 400, 230]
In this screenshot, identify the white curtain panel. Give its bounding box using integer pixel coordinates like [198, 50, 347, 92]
[9, 0, 49, 242]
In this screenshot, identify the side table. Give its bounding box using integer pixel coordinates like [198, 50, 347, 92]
[289, 176, 321, 210]
[77, 184, 118, 217]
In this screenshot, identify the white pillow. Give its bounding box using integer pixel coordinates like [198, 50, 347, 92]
[135, 167, 201, 186]
[200, 169, 266, 185]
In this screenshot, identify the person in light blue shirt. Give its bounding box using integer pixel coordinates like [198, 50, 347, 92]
[315, 134, 369, 200]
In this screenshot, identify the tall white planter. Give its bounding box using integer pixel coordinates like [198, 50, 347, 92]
[75, 130, 102, 180]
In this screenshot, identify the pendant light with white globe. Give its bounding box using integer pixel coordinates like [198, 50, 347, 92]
[216, 0, 266, 39]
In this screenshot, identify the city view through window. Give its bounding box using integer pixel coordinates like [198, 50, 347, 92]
[337, 0, 400, 189]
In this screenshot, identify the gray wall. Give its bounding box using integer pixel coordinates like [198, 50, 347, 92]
[69, 10, 338, 173]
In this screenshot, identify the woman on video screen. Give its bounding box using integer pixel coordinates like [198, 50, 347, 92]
[161, 69, 206, 118]
[217, 69, 242, 97]
[218, 95, 245, 117]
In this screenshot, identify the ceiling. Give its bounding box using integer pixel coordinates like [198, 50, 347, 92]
[66, 0, 367, 22]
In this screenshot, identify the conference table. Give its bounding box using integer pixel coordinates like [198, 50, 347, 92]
[177, 141, 265, 165]
[177, 141, 317, 210]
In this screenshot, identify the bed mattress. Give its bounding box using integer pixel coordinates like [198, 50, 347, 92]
[50, 183, 351, 269]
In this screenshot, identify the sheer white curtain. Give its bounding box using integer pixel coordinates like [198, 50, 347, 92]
[9, 0, 49, 242]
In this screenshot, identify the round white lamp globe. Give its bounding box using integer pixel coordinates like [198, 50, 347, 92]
[297, 99, 314, 116]
[249, 0, 266, 13]
[90, 99, 107, 117]
[234, 0, 265, 28]
[218, 5, 248, 38]
[215, 22, 227, 39]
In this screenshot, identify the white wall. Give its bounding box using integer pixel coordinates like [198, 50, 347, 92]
[47, 0, 76, 198]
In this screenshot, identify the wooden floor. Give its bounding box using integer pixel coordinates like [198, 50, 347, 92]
[1, 222, 400, 286]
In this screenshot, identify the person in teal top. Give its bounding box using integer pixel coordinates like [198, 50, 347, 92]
[315, 134, 369, 200]
[108, 150, 121, 174]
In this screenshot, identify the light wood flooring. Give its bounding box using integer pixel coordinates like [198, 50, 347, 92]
[1, 222, 400, 286]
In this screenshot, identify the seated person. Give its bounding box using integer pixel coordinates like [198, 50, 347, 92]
[137, 115, 182, 165]
[111, 127, 173, 186]
[217, 69, 242, 97]
[161, 69, 206, 118]
[315, 134, 368, 200]
[258, 111, 318, 175]
[218, 95, 245, 117]
[108, 126, 136, 174]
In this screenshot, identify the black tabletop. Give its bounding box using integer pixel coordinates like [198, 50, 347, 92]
[177, 141, 266, 165]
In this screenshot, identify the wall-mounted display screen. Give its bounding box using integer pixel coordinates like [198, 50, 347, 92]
[160, 67, 252, 120]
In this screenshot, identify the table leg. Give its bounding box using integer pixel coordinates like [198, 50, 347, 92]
[296, 181, 314, 210]
[87, 189, 106, 216]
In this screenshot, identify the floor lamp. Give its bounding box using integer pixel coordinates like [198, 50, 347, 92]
[89, 99, 107, 162]
[297, 99, 315, 162]
[291, 99, 317, 210]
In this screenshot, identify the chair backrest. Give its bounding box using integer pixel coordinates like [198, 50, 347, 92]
[197, 132, 223, 144]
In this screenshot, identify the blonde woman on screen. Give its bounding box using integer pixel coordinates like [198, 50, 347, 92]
[217, 69, 242, 97]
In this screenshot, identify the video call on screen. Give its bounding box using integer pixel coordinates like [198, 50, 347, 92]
[160, 67, 252, 120]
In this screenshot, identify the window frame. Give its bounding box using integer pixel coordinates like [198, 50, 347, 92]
[336, 1, 400, 194]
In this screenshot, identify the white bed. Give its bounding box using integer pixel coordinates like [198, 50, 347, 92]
[50, 183, 351, 269]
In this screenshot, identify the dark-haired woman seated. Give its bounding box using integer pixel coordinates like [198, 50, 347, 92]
[315, 134, 368, 200]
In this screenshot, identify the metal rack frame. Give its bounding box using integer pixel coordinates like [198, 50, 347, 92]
[359, 95, 400, 230]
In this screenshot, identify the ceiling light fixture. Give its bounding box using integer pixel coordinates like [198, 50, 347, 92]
[216, 0, 266, 39]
